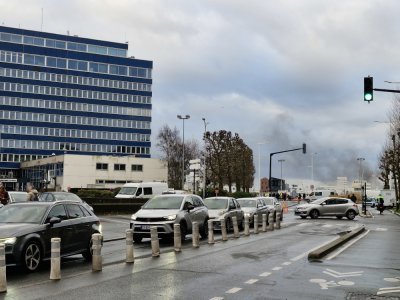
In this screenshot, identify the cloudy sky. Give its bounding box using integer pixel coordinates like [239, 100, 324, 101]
[2, 0, 399, 189]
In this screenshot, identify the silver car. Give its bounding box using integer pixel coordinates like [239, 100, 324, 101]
[261, 197, 283, 221]
[130, 194, 209, 242]
[294, 197, 359, 220]
[8, 191, 29, 203]
[236, 197, 270, 226]
[204, 197, 244, 231]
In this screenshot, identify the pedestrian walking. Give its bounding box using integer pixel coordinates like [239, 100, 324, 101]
[0, 184, 9, 205]
[26, 185, 39, 201]
[350, 194, 357, 203]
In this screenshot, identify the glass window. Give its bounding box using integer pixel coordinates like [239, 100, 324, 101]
[24, 54, 35, 64]
[46, 205, 68, 222]
[68, 60, 78, 70]
[47, 57, 57, 67]
[66, 204, 85, 219]
[114, 164, 126, 171]
[67, 42, 87, 52]
[96, 163, 108, 170]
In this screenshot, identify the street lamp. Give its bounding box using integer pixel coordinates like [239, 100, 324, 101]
[311, 152, 317, 189]
[278, 159, 285, 191]
[258, 142, 267, 196]
[177, 114, 190, 190]
[357, 157, 365, 183]
[202, 117, 209, 199]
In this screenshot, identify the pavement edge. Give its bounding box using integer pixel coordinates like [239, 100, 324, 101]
[308, 226, 365, 260]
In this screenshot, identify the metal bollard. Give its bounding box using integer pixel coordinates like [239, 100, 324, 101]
[150, 227, 160, 257]
[174, 224, 182, 252]
[254, 215, 259, 234]
[208, 220, 215, 244]
[221, 218, 228, 241]
[192, 222, 200, 248]
[92, 233, 103, 272]
[232, 216, 240, 238]
[270, 213, 275, 231]
[244, 215, 250, 236]
[276, 213, 281, 229]
[50, 237, 61, 280]
[262, 214, 267, 232]
[0, 244, 6, 293]
[125, 229, 135, 263]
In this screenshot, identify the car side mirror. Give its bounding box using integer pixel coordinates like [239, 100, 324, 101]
[47, 217, 61, 226]
[187, 204, 195, 211]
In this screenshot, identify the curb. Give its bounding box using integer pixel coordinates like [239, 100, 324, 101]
[308, 226, 365, 260]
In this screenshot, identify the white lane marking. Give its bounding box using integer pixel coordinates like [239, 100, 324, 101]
[282, 261, 292, 266]
[377, 286, 400, 295]
[323, 269, 363, 278]
[272, 267, 282, 271]
[100, 217, 129, 225]
[375, 227, 388, 231]
[226, 287, 242, 294]
[209, 298, 224, 300]
[325, 230, 370, 260]
[384, 277, 400, 282]
[245, 279, 258, 284]
[291, 236, 339, 261]
[259, 272, 271, 277]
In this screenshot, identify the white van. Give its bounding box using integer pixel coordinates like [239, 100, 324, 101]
[379, 190, 396, 208]
[115, 182, 168, 199]
[307, 189, 335, 202]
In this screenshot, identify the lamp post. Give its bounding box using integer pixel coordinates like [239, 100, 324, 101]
[357, 157, 365, 184]
[311, 152, 317, 189]
[258, 142, 266, 196]
[202, 117, 209, 199]
[177, 114, 190, 190]
[278, 159, 285, 191]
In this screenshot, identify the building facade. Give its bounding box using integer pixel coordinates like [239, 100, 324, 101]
[0, 26, 152, 187]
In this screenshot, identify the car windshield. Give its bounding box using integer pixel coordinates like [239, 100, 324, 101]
[53, 193, 82, 201]
[204, 198, 228, 209]
[142, 196, 183, 209]
[118, 187, 137, 195]
[10, 193, 28, 202]
[0, 205, 48, 223]
[237, 199, 256, 207]
[264, 198, 274, 205]
[310, 198, 326, 204]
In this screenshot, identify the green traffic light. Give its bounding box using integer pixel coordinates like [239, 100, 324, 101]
[364, 93, 372, 101]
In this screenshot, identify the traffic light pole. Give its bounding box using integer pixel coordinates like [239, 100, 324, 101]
[268, 144, 306, 193]
[374, 88, 400, 94]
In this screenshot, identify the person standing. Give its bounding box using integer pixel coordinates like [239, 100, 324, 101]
[350, 194, 357, 203]
[0, 184, 9, 205]
[26, 185, 39, 201]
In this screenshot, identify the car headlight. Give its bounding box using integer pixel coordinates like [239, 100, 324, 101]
[164, 214, 177, 221]
[0, 237, 17, 245]
[244, 212, 253, 217]
[131, 214, 137, 221]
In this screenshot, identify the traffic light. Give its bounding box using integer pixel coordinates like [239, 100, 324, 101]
[302, 143, 306, 154]
[364, 76, 373, 102]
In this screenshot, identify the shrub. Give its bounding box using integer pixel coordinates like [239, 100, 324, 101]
[76, 189, 114, 199]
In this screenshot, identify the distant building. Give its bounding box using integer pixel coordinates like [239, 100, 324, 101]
[260, 177, 269, 194]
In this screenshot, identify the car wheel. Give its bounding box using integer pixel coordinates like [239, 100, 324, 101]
[309, 209, 319, 219]
[22, 241, 42, 272]
[336, 216, 343, 219]
[200, 219, 208, 239]
[300, 216, 307, 219]
[133, 235, 143, 243]
[82, 239, 93, 261]
[180, 222, 188, 242]
[346, 210, 356, 220]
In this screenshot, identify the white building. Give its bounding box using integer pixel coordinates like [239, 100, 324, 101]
[21, 154, 167, 191]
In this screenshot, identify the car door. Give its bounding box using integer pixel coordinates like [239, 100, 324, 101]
[321, 199, 337, 216]
[227, 198, 237, 221]
[43, 204, 70, 256]
[65, 203, 92, 253]
[233, 199, 244, 223]
[335, 198, 349, 215]
[192, 196, 207, 224]
[257, 199, 265, 223]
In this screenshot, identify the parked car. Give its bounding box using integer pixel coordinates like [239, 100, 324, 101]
[130, 194, 209, 243]
[262, 197, 283, 221]
[236, 197, 270, 226]
[39, 192, 94, 211]
[8, 191, 29, 203]
[0, 201, 101, 272]
[203, 197, 244, 231]
[294, 197, 359, 220]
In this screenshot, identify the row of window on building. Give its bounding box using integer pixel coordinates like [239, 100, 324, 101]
[0, 96, 151, 118]
[0, 81, 151, 105]
[96, 163, 143, 172]
[0, 31, 127, 57]
[0, 110, 151, 129]
[1, 124, 150, 142]
[0, 67, 152, 93]
[0, 50, 151, 79]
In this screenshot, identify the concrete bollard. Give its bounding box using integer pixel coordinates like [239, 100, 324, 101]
[150, 227, 160, 257]
[192, 222, 200, 248]
[244, 215, 250, 236]
[232, 216, 240, 238]
[125, 229, 135, 263]
[50, 237, 61, 280]
[174, 224, 182, 252]
[92, 233, 103, 272]
[254, 215, 259, 234]
[276, 213, 281, 229]
[208, 220, 215, 244]
[221, 218, 228, 241]
[262, 214, 267, 232]
[270, 213, 275, 231]
[0, 244, 6, 293]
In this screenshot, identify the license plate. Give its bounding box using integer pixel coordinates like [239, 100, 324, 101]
[141, 225, 151, 230]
